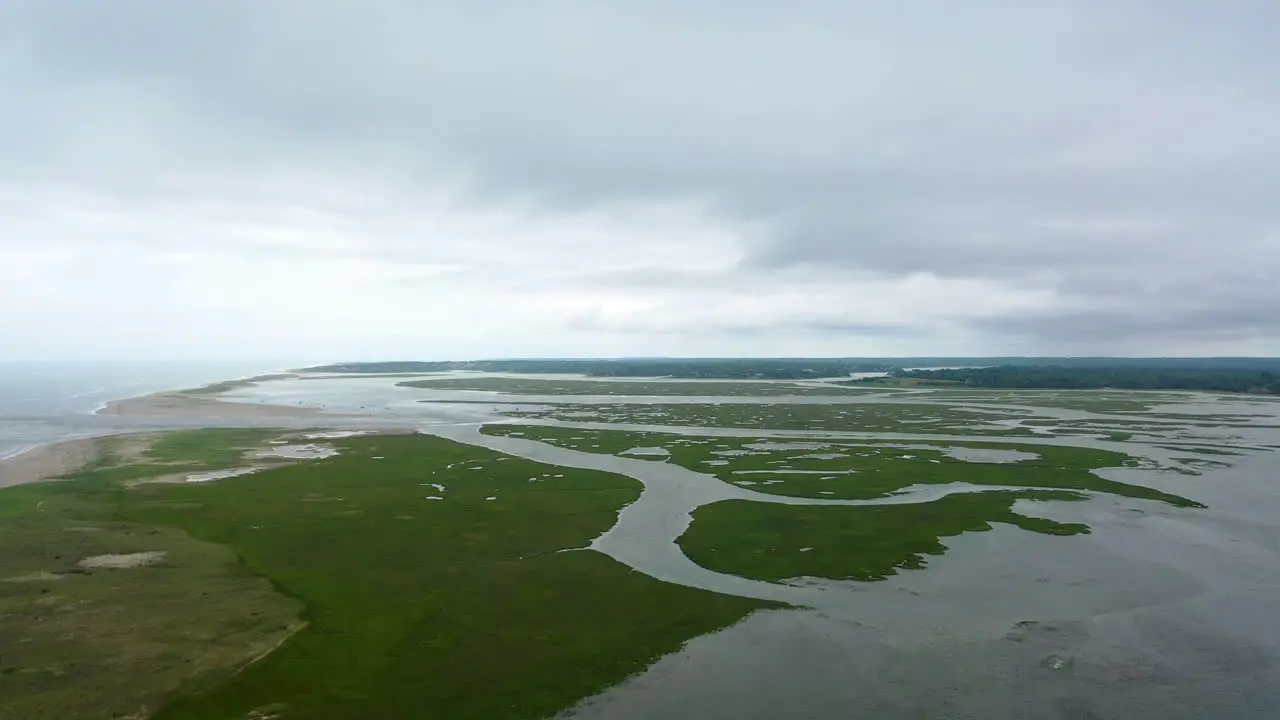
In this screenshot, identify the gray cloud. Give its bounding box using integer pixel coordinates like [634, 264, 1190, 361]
[2, 1, 1278, 358]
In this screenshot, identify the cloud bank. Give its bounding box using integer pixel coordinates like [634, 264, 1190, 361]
[3, 1, 1278, 360]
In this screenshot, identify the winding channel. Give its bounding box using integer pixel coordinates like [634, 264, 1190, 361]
[223, 376, 1280, 615]
[421, 422, 1060, 614]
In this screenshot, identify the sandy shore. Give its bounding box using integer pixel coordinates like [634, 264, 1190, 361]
[0, 437, 104, 488]
[3, 387, 370, 490]
[1, 392, 321, 489]
[98, 391, 335, 419]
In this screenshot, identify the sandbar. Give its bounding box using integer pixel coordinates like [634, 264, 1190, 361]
[98, 391, 334, 419]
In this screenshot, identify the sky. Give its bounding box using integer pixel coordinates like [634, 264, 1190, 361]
[2, 1, 1279, 361]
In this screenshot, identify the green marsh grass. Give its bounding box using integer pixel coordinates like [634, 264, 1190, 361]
[2, 430, 773, 719]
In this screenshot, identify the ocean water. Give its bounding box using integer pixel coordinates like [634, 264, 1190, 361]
[0, 361, 290, 460]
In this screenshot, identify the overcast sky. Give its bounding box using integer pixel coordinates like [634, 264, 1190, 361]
[3, 1, 1278, 361]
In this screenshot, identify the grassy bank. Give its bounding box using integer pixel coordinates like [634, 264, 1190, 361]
[0, 429, 303, 719]
[1, 430, 774, 719]
[500, 395, 1263, 429]
[501, 401, 1032, 434]
[679, 491, 1090, 583]
[481, 425, 1202, 508]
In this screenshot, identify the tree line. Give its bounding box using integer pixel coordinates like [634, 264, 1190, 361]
[865, 366, 1279, 394]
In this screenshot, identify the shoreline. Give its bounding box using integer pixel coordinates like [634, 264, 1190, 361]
[75, 369, 301, 417]
[2, 376, 342, 490]
[92, 369, 302, 416]
[0, 436, 107, 489]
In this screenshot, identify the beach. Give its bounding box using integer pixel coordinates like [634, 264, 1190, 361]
[0, 437, 104, 488]
[0, 386, 344, 490]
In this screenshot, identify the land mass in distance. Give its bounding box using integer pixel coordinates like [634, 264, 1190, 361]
[305, 357, 1280, 394]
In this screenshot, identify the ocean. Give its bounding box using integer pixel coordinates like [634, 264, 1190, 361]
[0, 361, 290, 460]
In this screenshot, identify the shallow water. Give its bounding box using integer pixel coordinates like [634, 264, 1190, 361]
[560, 452, 1280, 719]
[0, 361, 290, 459]
[943, 447, 1040, 463]
[424, 422, 1053, 608]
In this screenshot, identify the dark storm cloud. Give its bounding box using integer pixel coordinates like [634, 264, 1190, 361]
[2, 0, 1279, 355]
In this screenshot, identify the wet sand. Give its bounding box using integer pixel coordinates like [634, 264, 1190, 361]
[0, 437, 103, 488]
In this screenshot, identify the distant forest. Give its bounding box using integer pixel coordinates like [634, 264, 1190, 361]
[304, 357, 1280, 387]
[859, 366, 1280, 394]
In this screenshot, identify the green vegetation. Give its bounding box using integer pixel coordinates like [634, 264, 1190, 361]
[493, 394, 1265, 431]
[502, 401, 1035, 433]
[0, 430, 301, 719]
[401, 377, 875, 396]
[1, 430, 772, 719]
[481, 425, 1203, 508]
[881, 388, 1193, 413]
[679, 491, 1090, 582]
[5, 373, 1248, 717]
[148, 428, 283, 466]
[57, 428, 283, 486]
[0, 478, 302, 720]
[859, 366, 1280, 394]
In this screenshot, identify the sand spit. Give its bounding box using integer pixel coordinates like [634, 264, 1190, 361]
[98, 391, 334, 419]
